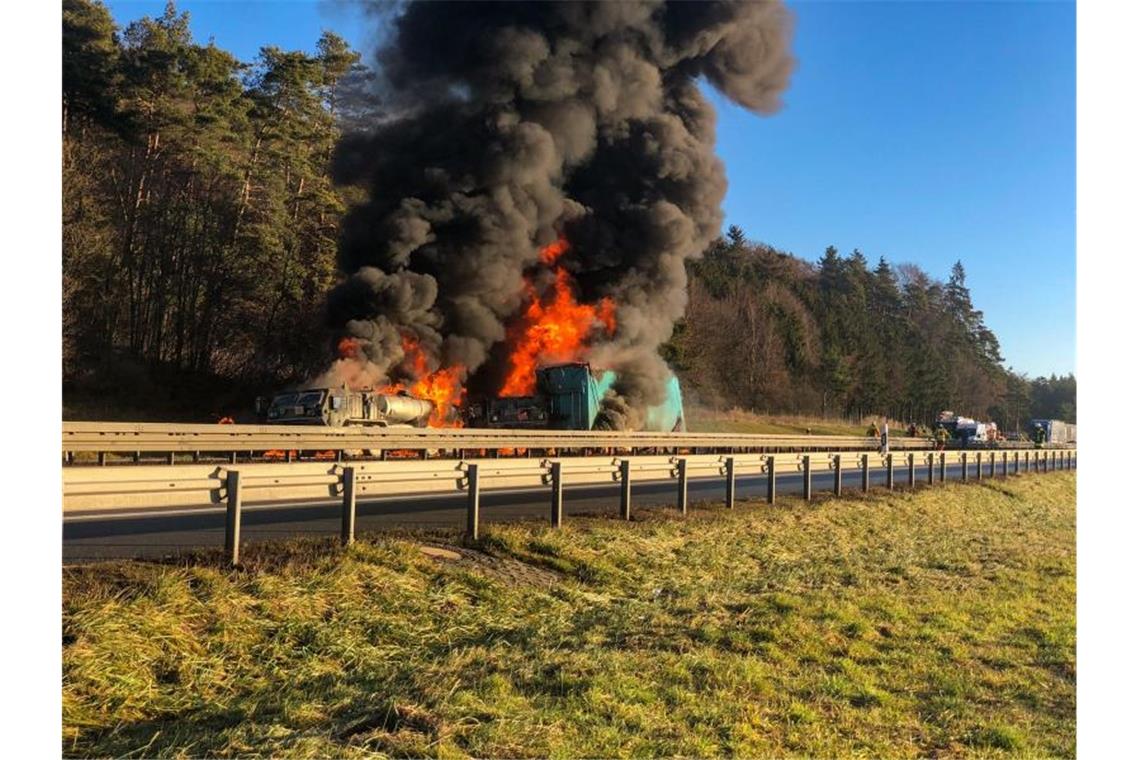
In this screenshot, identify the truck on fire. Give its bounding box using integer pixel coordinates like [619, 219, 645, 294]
[262, 387, 435, 427]
[465, 362, 686, 432]
[262, 362, 685, 432]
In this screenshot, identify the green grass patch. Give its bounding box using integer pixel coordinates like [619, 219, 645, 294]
[686, 407, 872, 436]
[63, 474, 1075, 757]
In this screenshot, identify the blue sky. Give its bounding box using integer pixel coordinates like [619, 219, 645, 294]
[105, 0, 1076, 379]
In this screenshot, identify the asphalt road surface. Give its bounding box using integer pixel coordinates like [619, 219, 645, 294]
[63, 458, 1044, 562]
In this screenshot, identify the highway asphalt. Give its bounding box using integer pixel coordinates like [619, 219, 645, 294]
[62, 457, 1051, 563]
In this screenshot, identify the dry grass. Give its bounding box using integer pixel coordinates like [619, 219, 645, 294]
[63, 473, 1075, 758]
[686, 407, 877, 436]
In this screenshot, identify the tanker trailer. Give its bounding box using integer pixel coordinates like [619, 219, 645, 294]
[264, 387, 434, 427]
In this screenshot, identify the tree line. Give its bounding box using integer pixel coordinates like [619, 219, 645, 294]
[62, 0, 1074, 427]
[63, 0, 361, 397]
[666, 227, 1075, 427]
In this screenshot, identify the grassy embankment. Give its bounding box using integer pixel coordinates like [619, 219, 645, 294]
[686, 407, 873, 436]
[64, 473, 1075, 757]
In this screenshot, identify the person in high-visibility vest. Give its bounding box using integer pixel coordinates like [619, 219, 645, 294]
[1033, 424, 1046, 449]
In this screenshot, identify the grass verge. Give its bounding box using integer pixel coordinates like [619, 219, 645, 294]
[64, 473, 1075, 757]
[686, 407, 873, 436]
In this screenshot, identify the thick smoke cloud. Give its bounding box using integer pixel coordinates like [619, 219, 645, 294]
[328, 0, 794, 425]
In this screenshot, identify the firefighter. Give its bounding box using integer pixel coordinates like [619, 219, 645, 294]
[868, 420, 880, 439]
[935, 426, 950, 451]
[1033, 423, 1046, 449]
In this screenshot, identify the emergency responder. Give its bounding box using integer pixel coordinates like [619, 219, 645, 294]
[1033, 423, 1046, 448]
[935, 426, 950, 451]
[908, 422, 918, 437]
[868, 420, 880, 439]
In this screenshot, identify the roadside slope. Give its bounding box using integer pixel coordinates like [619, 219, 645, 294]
[64, 474, 1075, 757]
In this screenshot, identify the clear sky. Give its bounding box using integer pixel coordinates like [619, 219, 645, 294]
[105, 0, 1076, 379]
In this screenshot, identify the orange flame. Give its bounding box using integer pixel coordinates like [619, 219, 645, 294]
[337, 336, 360, 359]
[538, 236, 571, 265]
[378, 334, 465, 427]
[500, 240, 617, 396]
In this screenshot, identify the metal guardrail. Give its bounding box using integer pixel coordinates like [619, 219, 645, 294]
[61, 421, 1043, 463]
[63, 446, 1075, 564]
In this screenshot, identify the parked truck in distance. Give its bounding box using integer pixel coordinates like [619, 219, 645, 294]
[1029, 418, 1077, 444]
[935, 410, 998, 446]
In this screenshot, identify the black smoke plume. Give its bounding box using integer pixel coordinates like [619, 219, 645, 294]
[327, 0, 795, 426]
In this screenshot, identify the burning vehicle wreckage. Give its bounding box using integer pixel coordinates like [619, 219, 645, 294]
[259, 0, 794, 440]
[260, 361, 685, 433]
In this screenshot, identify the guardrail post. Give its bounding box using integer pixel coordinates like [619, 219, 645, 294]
[926, 453, 934, 485]
[939, 452, 947, 483]
[620, 459, 632, 520]
[767, 456, 777, 504]
[549, 461, 563, 528]
[677, 458, 689, 514]
[885, 453, 894, 491]
[167, 452, 175, 466]
[224, 470, 242, 566]
[833, 454, 842, 496]
[725, 456, 736, 509]
[341, 466, 357, 546]
[861, 454, 870, 493]
[97, 452, 106, 467]
[1002, 452, 1009, 477]
[961, 453, 968, 482]
[1053, 451, 1058, 471]
[230, 451, 238, 465]
[1033, 451, 1039, 473]
[466, 464, 480, 541]
[907, 453, 916, 488]
[802, 455, 811, 501]
[975, 452, 983, 480]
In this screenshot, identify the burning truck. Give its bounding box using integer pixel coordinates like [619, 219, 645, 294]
[262, 362, 685, 432]
[467, 363, 685, 432]
[261, 388, 435, 428]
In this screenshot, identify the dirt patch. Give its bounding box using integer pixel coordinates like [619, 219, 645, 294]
[418, 546, 462, 561]
[418, 543, 563, 588]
